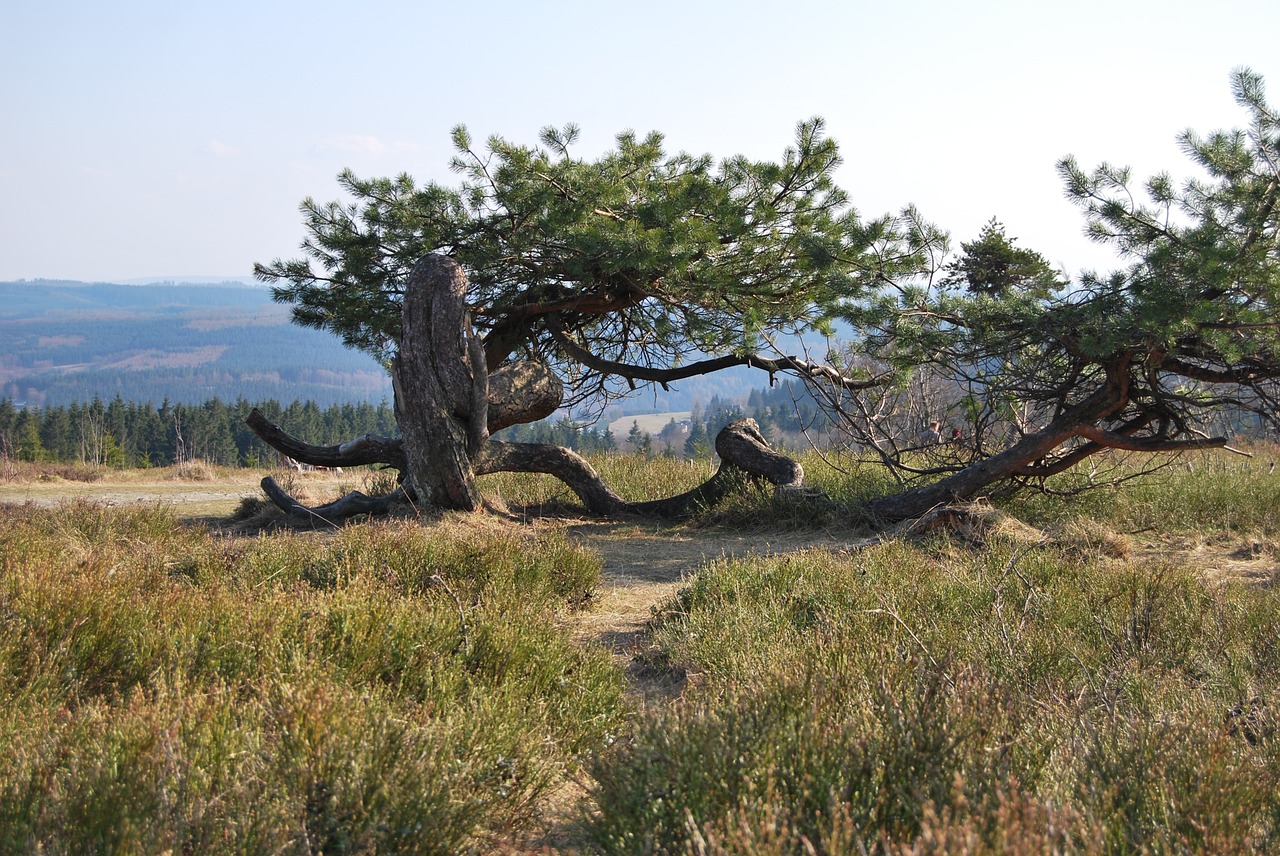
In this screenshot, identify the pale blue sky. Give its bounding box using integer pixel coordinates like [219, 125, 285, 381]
[3, 0, 1277, 283]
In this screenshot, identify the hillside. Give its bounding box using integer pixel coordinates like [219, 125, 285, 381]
[1, 279, 841, 419]
[0, 280, 393, 407]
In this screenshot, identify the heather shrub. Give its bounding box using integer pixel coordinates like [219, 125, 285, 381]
[0, 502, 623, 851]
[589, 535, 1280, 853]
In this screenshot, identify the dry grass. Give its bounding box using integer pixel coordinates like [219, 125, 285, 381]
[0, 460, 105, 483]
[0, 503, 622, 852]
[588, 533, 1280, 853]
[6, 448, 1280, 851]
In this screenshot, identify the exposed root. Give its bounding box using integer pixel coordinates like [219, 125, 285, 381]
[258, 476, 409, 525]
[250, 415, 812, 522]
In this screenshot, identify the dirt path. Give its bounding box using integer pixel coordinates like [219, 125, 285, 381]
[0, 470, 355, 520]
[556, 520, 877, 704]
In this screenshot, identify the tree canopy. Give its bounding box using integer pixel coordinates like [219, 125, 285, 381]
[827, 67, 1280, 511]
[252, 68, 1280, 521]
[255, 120, 942, 410]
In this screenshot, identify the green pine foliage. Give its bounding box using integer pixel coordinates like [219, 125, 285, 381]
[257, 119, 939, 403]
[826, 68, 1280, 488]
[939, 217, 1063, 298]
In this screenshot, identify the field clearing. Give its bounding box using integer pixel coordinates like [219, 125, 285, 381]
[5, 452, 1280, 850]
[0, 465, 353, 519]
[606, 410, 690, 438]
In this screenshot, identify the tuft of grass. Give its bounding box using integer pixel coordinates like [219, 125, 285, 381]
[166, 459, 220, 481]
[362, 466, 401, 497]
[1049, 517, 1132, 559]
[0, 460, 106, 483]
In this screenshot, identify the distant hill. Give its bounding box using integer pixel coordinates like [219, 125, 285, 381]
[116, 276, 259, 286]
[0, 280, 392, 408]
[2, 279, 845, 417]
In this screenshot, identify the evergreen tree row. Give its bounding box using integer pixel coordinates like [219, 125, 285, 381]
[492, 418, 618, 454]
[0, 396, 397, 469]
[0, 380, 832, 470]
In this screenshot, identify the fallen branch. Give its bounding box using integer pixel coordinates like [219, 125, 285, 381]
[259, 476, 408, 523]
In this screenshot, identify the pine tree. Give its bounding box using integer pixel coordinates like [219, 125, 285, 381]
[684, 418, 710, 459]
[245, 69, 1280, 521]
[256, 119, 926, 509]
[939, 218, 1062, 298]
[626, 420, 644, 454]
[13, 409, 46, 462]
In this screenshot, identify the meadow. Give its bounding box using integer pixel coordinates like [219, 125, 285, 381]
[2, 450, 1280, 853]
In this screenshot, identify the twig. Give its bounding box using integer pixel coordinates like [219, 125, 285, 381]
[431, 573, 470, 654]
[863, 599, 955, 688]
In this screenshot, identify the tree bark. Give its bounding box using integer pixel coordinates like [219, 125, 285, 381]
[248, 331, 1231, 528]
[477, 441, 628, 515]
[863, 422, 1084, 521]
[391, 255, 488, 511]
[260, 477, 408, 523]
[486, 361, 563, 432]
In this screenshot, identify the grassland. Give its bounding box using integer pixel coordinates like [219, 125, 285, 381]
[2, 450, 1280, 852]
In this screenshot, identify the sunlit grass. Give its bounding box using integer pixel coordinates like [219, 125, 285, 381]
[0, 502, 623, 852]
[7, 444, 1280, 851]
[576, 446, 1280, 853]
[1022, 448, 1280, 536]
[588, 530, 1280, 852]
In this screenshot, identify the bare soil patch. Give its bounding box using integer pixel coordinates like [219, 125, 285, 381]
[0, 468, 354, 521]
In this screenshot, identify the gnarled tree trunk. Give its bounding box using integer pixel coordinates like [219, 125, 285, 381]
[246, 254, 810, 523]
[246, 254, 1231, 529]
[257, 254, 1209, 528]
[391, 255, 488, 510]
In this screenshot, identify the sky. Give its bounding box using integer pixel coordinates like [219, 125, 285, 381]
[2, 0, 1278, 284]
